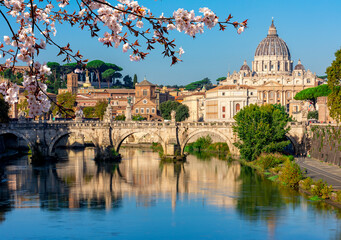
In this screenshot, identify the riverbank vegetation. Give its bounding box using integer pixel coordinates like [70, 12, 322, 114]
[242, 152, 341, 207]
[184, 135, 230, 161]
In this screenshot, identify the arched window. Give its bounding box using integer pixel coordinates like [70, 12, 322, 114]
[236, 103, 240, 112]
[287, 91, 291, 98]
[270, 92, 274, 98]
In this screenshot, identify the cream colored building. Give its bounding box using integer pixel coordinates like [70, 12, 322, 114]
[219, 20, 322, 114]
[205, 85, 258, 121]
[182, 92, 205, 122]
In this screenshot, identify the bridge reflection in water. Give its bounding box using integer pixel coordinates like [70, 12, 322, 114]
[57, 148, 242, 210]
[1, 147, 341, 239]
[1, 148, 242, 211]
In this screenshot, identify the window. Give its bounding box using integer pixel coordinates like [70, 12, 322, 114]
[265, 65, 267, 69]
[147, 108, 150, 113]
[222, 92, 225, 96]
[135, 108, 139, 113]
[143, 99, 147, 104]
[270, 92, 274, 98]
[222, 106, 226, 112]
[222, 114, 225, 118]
[236, 103, 240, 112]
[141, 108, 144, 114]
[152, 108, 155, 114]
[271, 65, 274, 70]
[307, 79, 311, 83]
[287, 92, 291, 98]
[143, 90, 148, 96]
[233, 80, 237, 84]
[250, 92, 253, 95]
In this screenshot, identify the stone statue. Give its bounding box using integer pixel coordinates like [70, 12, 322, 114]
[18, 110, 26, 122]
[75, 108, 84, 122]
[127, 96, 132, 105]
[103, 104, 113, 122]
[171, 110, 176, 122]
[75, 108, 84, 118]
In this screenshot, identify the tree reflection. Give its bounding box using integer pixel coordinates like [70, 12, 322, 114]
[0, 167, 11, 223]
[236, 166, 285, 221]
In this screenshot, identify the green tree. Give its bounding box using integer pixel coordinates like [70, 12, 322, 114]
[185, 77, 211, 91]
[47, 62, 62, 94]
[327, 48, 341, 122]
[308, 110, 318, 120]
[133, 74, 138, 87]
[159, 100, 189, 121]
[105, 63, 123, 72]
[160, 100, 181, 120]
[83, 107, 95, 118]
[123, 75, 133, 88]
[132, 114, 146, 121]
[53, 92, 76, 117]
[233, 104, 291, 162]
[94, 100, 108, 120]
[0, 96, 10, 123]
[294, 84, 331, 109]
[87, 60, 107, 88]
[17, 98, 29, 116]
[216, 77, 226, 84]
[175, 104, 189, 122]
[102, 69, 116, 88]
[114, 114, 126, 121]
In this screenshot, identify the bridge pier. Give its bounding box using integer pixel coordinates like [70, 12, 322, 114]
[95, 145, 121, 162]
[164, 143, 181, 156]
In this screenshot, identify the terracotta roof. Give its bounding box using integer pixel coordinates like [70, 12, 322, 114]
[136, 77, 155, 86]
[207, 85, 255, 92]
[183, 92, 205, 98]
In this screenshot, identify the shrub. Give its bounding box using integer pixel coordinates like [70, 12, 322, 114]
[279, 160, 303, 189]
[252, 153, 288, 170]
[311, 179, 332, 199]
[321, 185, 333, 199]
[114, 114, 126, 121]
[308, 110, 318, 120]
[301, 177, 313, 191]
[336, 191, 341, 203]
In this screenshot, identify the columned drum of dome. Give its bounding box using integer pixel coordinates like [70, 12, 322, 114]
[252, 20, 293, 75]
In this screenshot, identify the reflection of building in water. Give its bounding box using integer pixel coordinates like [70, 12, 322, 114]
[2, 148, 241, 212]
[55, 148, 241, 210]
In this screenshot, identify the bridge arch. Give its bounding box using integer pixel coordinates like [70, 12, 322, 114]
[180, 129, 236, 155]
[48, 131, 98, 156]
[115, 130, 166, 154]
[285, 134, 299, 155]
[0, 130, 33, 151]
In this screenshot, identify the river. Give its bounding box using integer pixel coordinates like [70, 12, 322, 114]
[0, 147, 340, 239]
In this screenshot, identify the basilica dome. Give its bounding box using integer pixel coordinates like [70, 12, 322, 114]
[254, 20, 290, 58]
[294, 59, 305, 71]
[240, 60, 250, 71]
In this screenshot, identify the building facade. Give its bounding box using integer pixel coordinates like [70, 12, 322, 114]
[219, 20, 321, 115]
[132, 78, 158, 119]
[205, 85, 258, 121]
[182, 92, 205, 122]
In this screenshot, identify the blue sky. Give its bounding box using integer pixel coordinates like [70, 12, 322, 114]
[1, 0, 341, 85]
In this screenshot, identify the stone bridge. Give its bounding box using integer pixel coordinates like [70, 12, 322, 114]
[0, 120, 307, 158]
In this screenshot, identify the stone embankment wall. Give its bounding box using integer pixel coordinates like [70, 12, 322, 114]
[309, 124, 341, 166]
